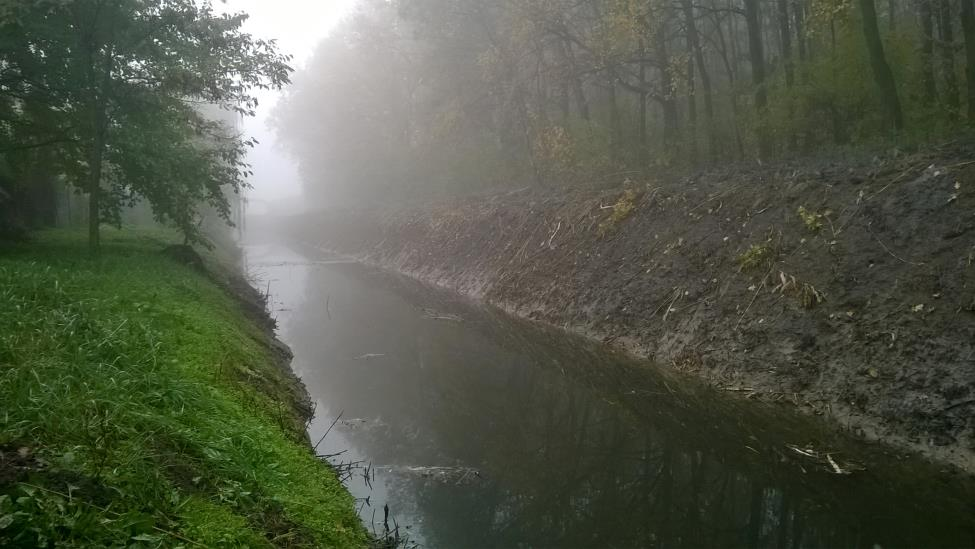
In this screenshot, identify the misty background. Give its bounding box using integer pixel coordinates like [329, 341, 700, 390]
[253, 0, 975, 221]
[232, 0, 356, 216]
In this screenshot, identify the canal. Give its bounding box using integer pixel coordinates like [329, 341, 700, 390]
[245, 243, 974, 548]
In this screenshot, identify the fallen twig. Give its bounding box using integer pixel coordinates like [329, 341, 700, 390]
[661, 288, 683, 323]
[314, 410, 344, 451]
[946, 398, 975, 411]
[944, 159, 975, 170]
[547, 220, 562, 249]
[866, 224, 924, 266]
[864, 164, 923, 201]
[826, 453, 850, 475]
[735, 264, 774, 330]
[786, 444, 819, 459]
[688, 184, 742, 213]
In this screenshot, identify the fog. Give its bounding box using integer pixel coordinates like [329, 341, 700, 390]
[228, 0, 357, 216]
[261, 0, 965, 218]
[2, 0, 973, 545]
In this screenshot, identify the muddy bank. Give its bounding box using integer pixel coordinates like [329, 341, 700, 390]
[288, 143, 975, 472]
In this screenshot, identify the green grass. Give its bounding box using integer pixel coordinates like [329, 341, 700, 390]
[0, 228, 367, 547]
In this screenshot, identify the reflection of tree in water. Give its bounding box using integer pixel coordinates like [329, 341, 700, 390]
[289, 264, 975, 548]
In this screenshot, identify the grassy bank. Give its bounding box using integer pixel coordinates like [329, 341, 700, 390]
[0, 229, 366, 547]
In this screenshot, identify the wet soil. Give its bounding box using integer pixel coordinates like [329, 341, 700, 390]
[287, 142, 975, 473]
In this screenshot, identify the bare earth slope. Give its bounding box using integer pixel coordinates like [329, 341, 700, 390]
[293, 143, 975, 472]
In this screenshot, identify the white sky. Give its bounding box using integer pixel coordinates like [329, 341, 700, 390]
[223, 0, 358, 209]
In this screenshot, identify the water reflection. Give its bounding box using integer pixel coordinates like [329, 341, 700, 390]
[245, 244, 974, 549]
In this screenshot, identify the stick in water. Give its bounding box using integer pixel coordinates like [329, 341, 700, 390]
[313, 410, 344, 451]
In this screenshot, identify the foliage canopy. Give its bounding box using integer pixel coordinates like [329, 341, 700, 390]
[0, 0, 292, 248]
[273, 0, 975, 206]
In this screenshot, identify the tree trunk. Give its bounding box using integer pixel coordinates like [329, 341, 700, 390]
[778, 0, 797, 150]
[563, 39, 591, 122]
[84, 44, 112, 255]
[730, 0, 742, 76]
[712, 4, 746, 158]
[938, 0, 959, 112]
[795, 0, 814, 150]
[657, 31, 681, 148]
[795, 0, 809, 61]
[559, 79, 571, 123]
[681, 0, 716, 159]
[860, 0, 905, 129]
[828, 19, 849, 144]
[515, 85, 544, 186]
[87, 101, 105, 255]
[608, 81, 621, 166]
[744, 0, 772, 159]
[889, 0, 897, 32]
[638, 38, 649, 168]
[961, 0, 975, 120]
[555, 38, 570, 123]
[686, 38, 699, 164]
[920, 0, 938, 105]
[533, 45, 550, 128]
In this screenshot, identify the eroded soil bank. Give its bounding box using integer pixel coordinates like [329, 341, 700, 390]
[288, 143, 975, 473]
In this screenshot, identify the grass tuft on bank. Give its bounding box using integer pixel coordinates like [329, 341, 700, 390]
[0, 229, 367, 547]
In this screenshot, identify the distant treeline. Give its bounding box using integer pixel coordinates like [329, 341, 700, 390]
[274, 0, 975, 205]
[0, 1, 290, 250]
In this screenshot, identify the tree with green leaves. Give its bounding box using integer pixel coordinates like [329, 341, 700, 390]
[0, 0, 291, 252]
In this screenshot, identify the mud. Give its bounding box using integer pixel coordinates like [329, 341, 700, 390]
[287, 142, 975, 473]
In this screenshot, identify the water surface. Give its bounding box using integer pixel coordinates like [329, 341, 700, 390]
[244, 243, 974, 549]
